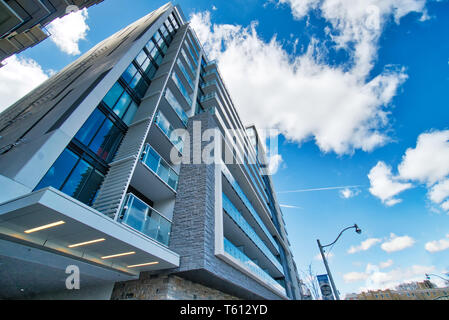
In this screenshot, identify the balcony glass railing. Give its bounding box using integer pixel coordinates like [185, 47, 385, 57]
[172, 71, 192, 106]
[200, 92, 218, 103]
[177, 58, 195, 90]
[223, 193, 283, 272]
[201, 80, 219, 89]
[181, 48, 197, 76]
[222, 165, 278, 250]
[154, 111, 184, 153]
[119, 193, 172, 246]
[165, 88, 188, 126]
[141, 144, 179, 190]
[224, 238, 286, 295]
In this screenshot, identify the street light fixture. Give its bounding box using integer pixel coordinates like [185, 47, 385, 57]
[425, 273, 449, 286]
[317, 224, 362, 300]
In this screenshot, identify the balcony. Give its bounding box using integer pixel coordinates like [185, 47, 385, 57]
[164, 88, 189, 126]
[221, 165, 278, 251]
[141, 144, 178, 191]
[171, 71, 192, 106]
[223, 193, 283, 273]
[224, 238, 286, 296]
[0, 187, 179, 296]
[119, 193, 172, 246]
[200, 92, 218, 103]
[154, 110, 184, 154]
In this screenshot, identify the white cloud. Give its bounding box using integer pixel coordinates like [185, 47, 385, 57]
[267, 153, 284, 175]
[348, 238, 382, 254]
[369, 130, 449, 211]
[314, 252, 334, 261]
[429, 179, 449, 205]
[212, 5, 218, 11]
[361, 265, 435, 291]
[379, 259, 394, 269]
[344, 262, 436, 292]
[190, 10, 408, 155]
[278, 0, 320, 19]
[381, 233, 415, 253]
[47, 8, 89, 55]
[425, 234, 449, 253]
[368, 161, 413, 206]
[0, 55, 49, 113]
[280, 204, 303, 209]
[442, 200, 449, 211]
[398, 130, 449, 185]
[278, 0, 428, 77]
[344, 271, 369, 283]
[339, 187, 360, 199]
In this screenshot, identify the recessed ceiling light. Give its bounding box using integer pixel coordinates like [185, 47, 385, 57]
[24, 221, 65, 234]
[101, 251, 136, 259]
[68, 238, 106, 248]
[127, 261, 159, 268]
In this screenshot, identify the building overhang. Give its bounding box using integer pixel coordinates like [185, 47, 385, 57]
[0, 187, 180, 287]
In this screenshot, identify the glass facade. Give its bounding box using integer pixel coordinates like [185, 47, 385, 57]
[35, 16, 179, 207]
[36, 148, 105, 206]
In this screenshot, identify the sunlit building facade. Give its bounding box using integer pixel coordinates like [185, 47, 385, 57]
[0, 2, 301, 300]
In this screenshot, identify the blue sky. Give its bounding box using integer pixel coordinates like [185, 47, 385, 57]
[1, 0, 448, 297]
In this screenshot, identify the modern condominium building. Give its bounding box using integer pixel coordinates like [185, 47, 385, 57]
[0, 0, 104, 62]
[0, 2, 302, 300]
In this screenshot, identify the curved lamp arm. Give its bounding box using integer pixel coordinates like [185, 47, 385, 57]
[322, 224, 361, 248]
[426, 273, 449, 282]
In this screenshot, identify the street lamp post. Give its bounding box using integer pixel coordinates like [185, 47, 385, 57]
[425, 273, 449, 286]
[317, 224, 362, 300]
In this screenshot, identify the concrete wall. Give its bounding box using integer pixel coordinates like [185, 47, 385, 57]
[30, 284, 115, 300]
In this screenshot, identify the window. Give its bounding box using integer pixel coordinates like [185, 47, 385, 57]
[169, 13, 179, 29]
[36, 149, 79, 191]
[35, 148, 105, 206]
[74, 108, 124, 162]
[102, 82, 139, 125]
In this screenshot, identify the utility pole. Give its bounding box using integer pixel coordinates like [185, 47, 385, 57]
[316, 224, 362, 301]
[317, 239, 340, 300]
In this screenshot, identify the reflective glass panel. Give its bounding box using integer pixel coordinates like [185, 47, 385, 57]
[35, 149, 79, 191]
